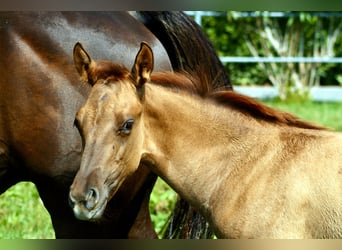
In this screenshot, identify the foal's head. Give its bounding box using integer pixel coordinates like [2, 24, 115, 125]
[69, 42, 152, 220]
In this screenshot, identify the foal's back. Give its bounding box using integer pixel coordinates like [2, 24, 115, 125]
[211, 122, 342, 238]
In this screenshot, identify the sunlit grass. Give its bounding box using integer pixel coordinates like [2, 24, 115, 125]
[0, 182, 54, 239]
[263, 100, 342, 131]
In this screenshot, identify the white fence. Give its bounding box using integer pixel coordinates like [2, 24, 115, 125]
[234, 86, 342, 102]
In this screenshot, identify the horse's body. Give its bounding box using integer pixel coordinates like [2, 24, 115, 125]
[0, 12, 230, 238]
[70, 43, 342, 238]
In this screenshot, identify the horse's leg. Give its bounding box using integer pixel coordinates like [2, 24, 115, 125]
[128, 192, 158, 239]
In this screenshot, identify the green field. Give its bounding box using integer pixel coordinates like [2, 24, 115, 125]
[264, 100, 342, 131]
[0, 100, 341, 238]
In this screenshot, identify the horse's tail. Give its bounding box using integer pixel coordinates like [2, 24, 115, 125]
[132, 11, 232, 94]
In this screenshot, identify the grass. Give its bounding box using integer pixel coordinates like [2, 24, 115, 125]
[0, 182, 54, 239]
[263, 99, 342, 131]
[0, 100, 342, 238]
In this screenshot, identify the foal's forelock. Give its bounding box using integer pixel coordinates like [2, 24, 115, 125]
[87, 61, 130, 86]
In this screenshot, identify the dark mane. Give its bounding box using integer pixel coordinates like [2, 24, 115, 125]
[150, 72, 326, 131]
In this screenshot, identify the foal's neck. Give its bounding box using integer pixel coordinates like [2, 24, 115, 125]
[141, 83, 274, 215]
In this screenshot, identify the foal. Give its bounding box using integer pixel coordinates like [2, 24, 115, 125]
[69, 42, 342, 238]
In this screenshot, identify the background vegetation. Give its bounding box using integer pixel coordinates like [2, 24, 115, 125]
[0, 11, 341, 238]
[200, 11, 342, 100]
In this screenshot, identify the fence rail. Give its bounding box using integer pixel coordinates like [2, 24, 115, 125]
[220, 57, 342, 64]
[235, 86, 342, 102]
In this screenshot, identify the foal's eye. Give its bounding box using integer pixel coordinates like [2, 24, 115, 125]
[119, 118, 135, 135]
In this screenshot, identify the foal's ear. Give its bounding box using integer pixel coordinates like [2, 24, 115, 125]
[131, 42, 154, 88]
[73, 42, 94, 85]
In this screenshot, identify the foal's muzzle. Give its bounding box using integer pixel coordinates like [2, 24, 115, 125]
[69, 187, 106, 221]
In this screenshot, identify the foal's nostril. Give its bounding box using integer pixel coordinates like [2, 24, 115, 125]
[68, 187, 99, 211]
[85, 187, 99, 210]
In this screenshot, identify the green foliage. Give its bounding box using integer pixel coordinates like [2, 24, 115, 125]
[199, 12, 342, 91]
[0, 182, 54, 239]
[201, 12, 269, 86]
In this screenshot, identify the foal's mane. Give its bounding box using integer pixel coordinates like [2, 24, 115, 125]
[93, 60, 325, 131]
[150, 72, 326, 130]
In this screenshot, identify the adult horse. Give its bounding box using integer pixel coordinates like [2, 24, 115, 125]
[70, 42, 341, 239]
[0, 11, 231, 238]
